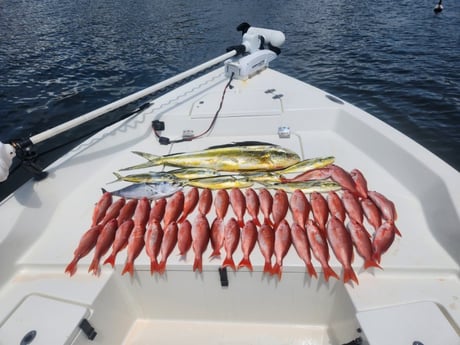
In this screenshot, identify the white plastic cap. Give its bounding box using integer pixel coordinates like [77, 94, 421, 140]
[0, 143, 16, 182]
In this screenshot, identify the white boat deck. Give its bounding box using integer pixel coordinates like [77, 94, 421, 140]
[0, 67, 459, 344]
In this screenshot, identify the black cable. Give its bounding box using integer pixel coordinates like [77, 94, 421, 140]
[153, 72, 235, 144]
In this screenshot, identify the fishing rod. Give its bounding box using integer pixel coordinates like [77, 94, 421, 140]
[0, 23, 285, 183]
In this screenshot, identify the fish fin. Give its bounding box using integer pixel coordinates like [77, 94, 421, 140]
[394, 224, 402, 237]
[237, 257, 253, 271]
[150, 260, 159, 275]
[157, 260, 166, 275]
[121, 262, 134, 276]
[306, 262, 318, 279]
[64, 256, 79, 276]
[271, 263, 282, 280]
[103, 253, 116, 268]
[177, 214, 186, 223]
[263, 261, 272, 275]
[88, 258, 100, 276]
[237, 219, 245, 229]
[222, 257, 236, 271]
[364, 259, 382, 270]
[322, 265, 339, 282]
[193, 257, 203, 273]
[343, 267, 359, 285]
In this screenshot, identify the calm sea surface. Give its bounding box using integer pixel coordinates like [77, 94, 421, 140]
[1, 0, 459, 171]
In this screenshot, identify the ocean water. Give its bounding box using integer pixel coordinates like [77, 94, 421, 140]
[1, 0, 459, 174]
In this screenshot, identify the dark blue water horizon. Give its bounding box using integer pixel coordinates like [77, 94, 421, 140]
[1, 0, 459, 171]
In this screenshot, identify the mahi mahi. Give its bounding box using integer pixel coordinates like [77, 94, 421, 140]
[120, 143, 301, 172]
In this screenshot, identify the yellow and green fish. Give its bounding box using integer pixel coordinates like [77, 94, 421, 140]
[120, 142, 301, 172]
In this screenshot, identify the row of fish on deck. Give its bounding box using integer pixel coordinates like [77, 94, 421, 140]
[65, 143, 400, 285]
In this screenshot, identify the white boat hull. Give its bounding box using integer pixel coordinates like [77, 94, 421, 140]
[0, 67, 459, 344]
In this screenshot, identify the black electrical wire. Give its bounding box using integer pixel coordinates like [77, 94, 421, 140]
[153, 72, 235, 144]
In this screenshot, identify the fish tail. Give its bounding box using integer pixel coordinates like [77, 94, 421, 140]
[88, 258, 100, 276]
[106, 172, 124, 184]
[121, 261, 135, 276]
[103, 253, 116, 268]
[150, 260, 159, 275]
[372, 251, 382, 264]
[237, 257, 253, 271]
[263, 217, 274, 227]
[193, 256, 203, 273]
[222, 256, 236, 271]
[237, 219, 245, 229]
[394, 224, 402, 237]
[263, 261, 272, 275]
[177, 214, 186, 223]
[209, 248, 221, 258]
[306, 262, 318, 279]
[271, 263, 282, 280]
[364, 259, 382, 270]
[64, 256, 80, 276]
[343, 267, 359, 285]
[322, 265, 339, 282]
[252, 217, 261, 227]
[157, 260, 166, 275]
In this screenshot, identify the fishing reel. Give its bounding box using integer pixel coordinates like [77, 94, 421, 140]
[225, 23, 286, 80]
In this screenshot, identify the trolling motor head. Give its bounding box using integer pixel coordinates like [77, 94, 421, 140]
[237, 22, 285, 54]
[225, 23, 286, 80]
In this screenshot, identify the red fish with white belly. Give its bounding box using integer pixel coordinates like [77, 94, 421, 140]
[327, 191, 346, 223]
[214, 189, 230, 220]
[342, 190, 363, 224]
[65, 224, 102, 276]
[177, 187, 199, 223]
[306, 219, 339, 282]
[121, 198, 151, 276]
[289, 189, 311, 228]
[272, 220, 292, 280]
[157, 221, 178, 274]
[360, 198, 382, 231]
[198, 188, 213, 215]
[192, 213, 210, 272]
[222, 217, 241, 271]
[88, 218, 118, 276]
[238, 220, 258, 271]
[259, 188, 274, 227]
[326, 217, 359, 285]
[291, 222, 317, 278]
[163, 191, 184, 227]
[310, 192, 329, 235]
[350, 168, 368, 199]
[258, 223, 275, 274]
[347, 219, 381, 270]
[245, 188, 261, 226]
[116, 199, 138, 225]
[272, 190, 289, 229]
[91, 192, 112, 226]
[99, 197, 125, 227]
[144, 218, 163, 274]
[103, 219, 134, 267]
[177, 219, 192, 257]
[372, 222, 396, 263]
[230, 188, 246, 228]
[209, 217, 224, 258]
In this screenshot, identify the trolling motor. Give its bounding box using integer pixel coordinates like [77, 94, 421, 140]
[225, 22, 285, 80]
